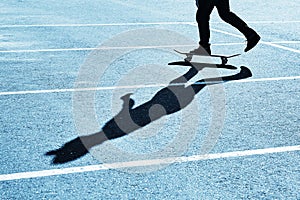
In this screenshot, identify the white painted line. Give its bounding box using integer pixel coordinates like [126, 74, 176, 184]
[268, 41, 300, 44]
[230, 75, 300, 83]
[1, 75, 300, 96]
[1, 41, 299, 53]
[262, 42, 300, 54]
[0, 47, 99, 53]
[0, 22, 195, 28]
[212, 20, 300, 24]
[210, 28, 300, 54]
[212, 42, 245, 46]
[0, 20, 299, 28]
[210, 28, 246, 39]
[0, 83, 167, 96]
[248, 20, 300, 24]
[0, 145, 299, 181]
[0, 44, 195, 53]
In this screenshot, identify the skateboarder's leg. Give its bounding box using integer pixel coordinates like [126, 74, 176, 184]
[215, 0, 248, 33]
[195, 0, 215, 54]
[215, 0, 260, 52]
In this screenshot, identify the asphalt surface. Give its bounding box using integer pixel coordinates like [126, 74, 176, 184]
[1, 0, 300, 199]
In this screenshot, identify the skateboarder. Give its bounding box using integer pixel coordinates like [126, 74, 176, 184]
[192, 0, 260, 55]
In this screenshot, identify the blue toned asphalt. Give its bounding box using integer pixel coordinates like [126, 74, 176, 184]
[1, 0, 300, 199]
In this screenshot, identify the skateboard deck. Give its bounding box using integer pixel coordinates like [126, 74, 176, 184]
[174, 49, 241, 65]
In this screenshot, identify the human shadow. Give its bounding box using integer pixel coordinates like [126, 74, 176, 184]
[46, 64, 252, 164]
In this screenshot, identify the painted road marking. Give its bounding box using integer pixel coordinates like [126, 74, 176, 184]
[1, 76, 300, 96]
[0, 22, 195, 28]
[0, 44, 195, 53]
[0, 145, 299, 181]
[0, 20, 299, 28]
[0, 41, 299, 53]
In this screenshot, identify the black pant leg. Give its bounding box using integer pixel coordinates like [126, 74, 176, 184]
[215, 0, 252, 37]
[196, 0, 215, 45]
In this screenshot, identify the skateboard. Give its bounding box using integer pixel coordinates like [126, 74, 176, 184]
[174, 49, 241, 65]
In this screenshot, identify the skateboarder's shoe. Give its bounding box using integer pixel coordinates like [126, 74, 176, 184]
[244, 31, 260, 52]
[190, 44, 211, 55]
